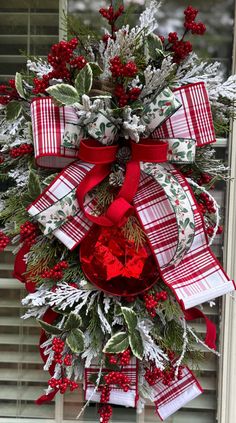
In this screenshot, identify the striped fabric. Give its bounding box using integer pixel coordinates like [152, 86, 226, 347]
[153, 82, 216, 147]
[31, 98, 79, 168]
[134, 164, 235, 309]
[84, 359, 138, 407]
[154, 366, 203, 421]
[28, 161, 94, 250]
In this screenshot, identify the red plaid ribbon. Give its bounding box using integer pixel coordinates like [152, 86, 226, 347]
[153, 82, 215, 146]
[31, 98, 79, 168]
[84, 359, 138, 407]
[154, 366, 203, 421]
[133, 164, 235, 309]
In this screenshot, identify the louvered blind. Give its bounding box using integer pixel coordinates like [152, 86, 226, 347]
[0, 0, 59, 83]
[0, 1, 59, 422]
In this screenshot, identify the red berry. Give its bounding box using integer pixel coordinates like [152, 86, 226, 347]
[0, 231, 10, 251]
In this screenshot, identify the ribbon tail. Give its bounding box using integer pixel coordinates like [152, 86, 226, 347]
[35, 389, 59, 405]
[13, 243, 30, 283]
[184, 307, 216, 350]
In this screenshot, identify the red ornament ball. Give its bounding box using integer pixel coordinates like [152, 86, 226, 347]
[80, 225, 159, 297]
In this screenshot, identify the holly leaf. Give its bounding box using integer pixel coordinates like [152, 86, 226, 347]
[38, 320, 62, 335]
[75, 63, 93, 95]
[46, 84, 79, 106]
[28, 168, 41, 199]
[147, 33, 163, 59]
[103, 332, 129, 354]
[15, 72, 26, 99]
[128, 330, 144, 360]
[121, 307, 137, 333]
[64, 312, 82, 331]
[6, 101, 22, 121]
[89, 62, 103, 77]
[66, 328, 85, 353]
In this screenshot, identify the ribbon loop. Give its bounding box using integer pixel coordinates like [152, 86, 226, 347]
[78, 139, 118, 164]
[131, 139, 168, 163]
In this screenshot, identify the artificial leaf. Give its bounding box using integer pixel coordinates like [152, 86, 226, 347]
[15, 72, 26, 99]
[6, 101, 22, 121]
[103, 332, 129, 354]
[147, 33, 163, 59]
[75, 63, 93, 95]
[89, 62, 103, 77]
[28, 168, 41, 199]
[121, 307, 138, 333]
[66, 328, 85, 353]
[129, 330, 144, 360]
[46, 84, 79, 106]
[38, 319, 62, 335]
[64, 312, 82, 331]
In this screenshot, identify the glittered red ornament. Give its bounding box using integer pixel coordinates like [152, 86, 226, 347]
[80, 225, 159, 296]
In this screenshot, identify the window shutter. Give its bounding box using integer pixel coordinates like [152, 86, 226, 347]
[0, 1, 59, 422]
[0, 0, 59, 83]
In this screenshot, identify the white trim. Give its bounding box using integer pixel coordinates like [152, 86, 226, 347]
[217, 3, 236, 422]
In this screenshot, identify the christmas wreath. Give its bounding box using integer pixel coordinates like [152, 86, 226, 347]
[0, 2, 236, 421]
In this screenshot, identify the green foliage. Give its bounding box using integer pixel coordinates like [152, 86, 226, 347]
[38, 319, 62, 335]
[103, 332, 129, 353]
[75, 63, 93, 95]
[121, 307, 137, 332]
[15, 72, 26, 99]
[66, 328, 85, 353]
[122, 216, 146, 250]
[6, 101, 22, 121]
[28, 167, 41, 200]
[128, 330, 144, 360]
[46, 84, 79, 106]
[64, 313, 82, 331]
[89, 62, 103, 77]
[146, 33, 163, 60]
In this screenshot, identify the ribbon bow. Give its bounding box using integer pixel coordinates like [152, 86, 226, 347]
[27, 82, 234, 310]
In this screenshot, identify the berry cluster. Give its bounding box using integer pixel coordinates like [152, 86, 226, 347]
[114, 84, 141, 107]
[0, 155, 4, 164]
[0, 231, 10, 251]
[99, 5, 124, 25]
[197, 172, 213, 187]
[33, 38, 87, 94]
[41, 260, 69, 280]
[196, 191, 223, 237]
[104, 371, 131, 392]
[100, 385, 111, 403]
[162, 6, 206, 63]
[52, 337, 65, 364]
[107, 348, 131, 366]
[0, 79, 20, 105]
[145, 365, 163, 386]
[98, 404, 113, 423]
[145, 362, 184, 387]
[184, 6, 206, 34]
[20, 221, 38, 247]
[9, 143, 33, 159]
[143, 291, 168, 318]
[110, 56, 138, 78]
[48, 377, 79, 394]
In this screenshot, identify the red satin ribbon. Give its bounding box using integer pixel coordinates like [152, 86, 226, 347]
[76, 138, 168, 227]
[36, 309, 59, 405]
[184, 307, 216, 350]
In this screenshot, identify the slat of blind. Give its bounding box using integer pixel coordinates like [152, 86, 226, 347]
[0, 368, 48, 382]
[0, 317, 38, 326]
[0, 351, 42, 363]
[0, 404, 55, 420]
